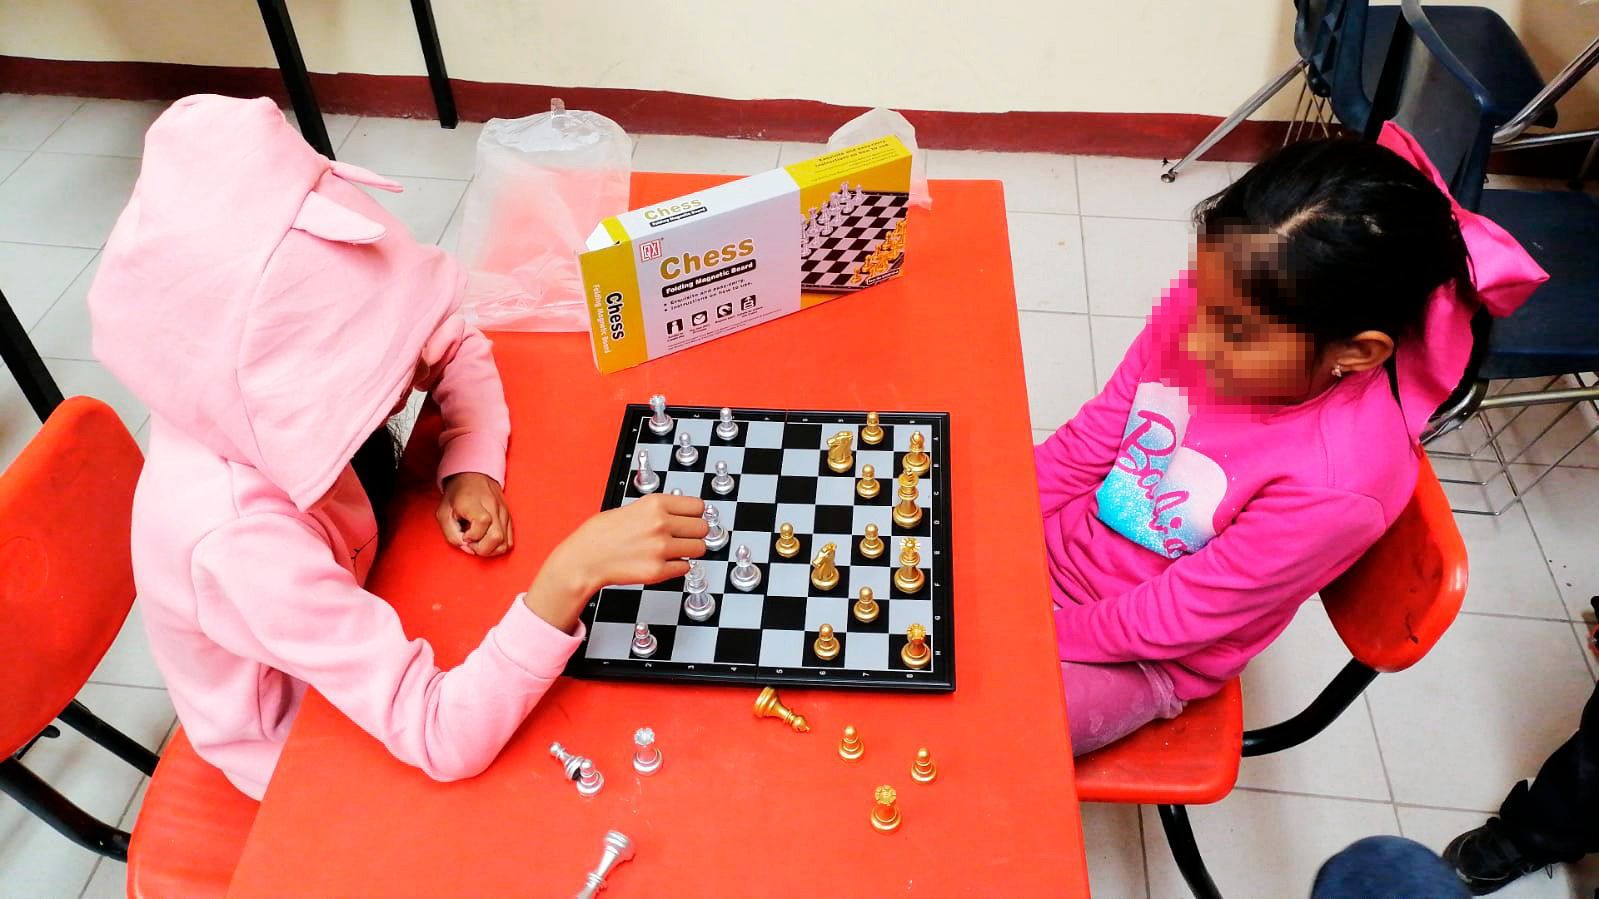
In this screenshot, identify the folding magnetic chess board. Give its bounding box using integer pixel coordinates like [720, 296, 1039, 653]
[800, 190, 909, 292]
[568, 404, 955, 693]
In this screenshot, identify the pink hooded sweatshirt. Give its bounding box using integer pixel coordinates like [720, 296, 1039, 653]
[1038, 123, 1548, 702]
[87, 95, 581, 799]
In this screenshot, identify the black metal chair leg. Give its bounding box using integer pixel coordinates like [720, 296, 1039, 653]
[0, 759, 131, 861]
[0, 287, 64, 422]
[1158, 804, 1223, 899]
[256, 0, 335, 158]
[409, 0, 458, 128]
[58, 701, 159, 777]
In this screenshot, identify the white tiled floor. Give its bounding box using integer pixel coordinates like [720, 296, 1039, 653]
[2, 94, 1596, 898]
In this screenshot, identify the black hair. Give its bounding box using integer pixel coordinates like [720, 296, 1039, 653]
[1194, 137, 1473, 348]
[351, 422, 403, 538]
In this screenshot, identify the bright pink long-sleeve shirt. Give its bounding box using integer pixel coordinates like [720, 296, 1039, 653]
[1037, 281, 1419, 701]
[87, 96, 582, 799]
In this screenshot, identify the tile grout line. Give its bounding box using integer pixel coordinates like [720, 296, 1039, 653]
[25, 251, 99, 342]
[1505, 484, 1596, 625]
[77, 771, 149, 899]
[1232, 784, 1420, 809]
[0, 98, 85, 191]
[1362, 694, 1400, 805]
[84, 680, 168, 692]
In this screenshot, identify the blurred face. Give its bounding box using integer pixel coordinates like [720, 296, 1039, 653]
[1183, 239, 1327, 405]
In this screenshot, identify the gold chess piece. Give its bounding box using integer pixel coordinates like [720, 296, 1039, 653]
[853, 586, 880, 624]
[848, 272, 864, 286]
[813, 623, 841, 661]
[901, 623, 931, 670]
[839, 725, 864, 760]
[894, 538, 925, 594]
[826, 430, 855, 474]
[903, 430, 931, 476]
[856, 464, 880, 500]
[810, 542, 840, 591]
[871, 785, 902, 833]
[892, 470, 922, 529]
[774, 522, 801, 559]
[861, 411, 885, 445]
[912, 747, 938, 783]
[753, 686, 810, 733]
[858, 523, 885, 560]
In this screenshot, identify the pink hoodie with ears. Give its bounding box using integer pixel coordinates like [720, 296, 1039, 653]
[87, 95, 580, 799]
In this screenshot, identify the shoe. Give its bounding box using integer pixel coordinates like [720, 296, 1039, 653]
[1443, 817, 1550, 895]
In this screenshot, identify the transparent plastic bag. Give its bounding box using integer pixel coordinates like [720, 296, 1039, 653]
[827, 108, 930, 209]
[457, 100, 632, 331]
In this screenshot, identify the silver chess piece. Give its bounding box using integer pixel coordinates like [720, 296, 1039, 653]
[576, 758, 604, 797]
[728, 544, 762, 592]
[629, 622, 657, 659]
[632, 728, 662, 776]
[669, 488, 683, 495]
[702, 504, 730, 551]
[683, 562, 715, 622]
[549, 742, 587, 781]
[647, 394, 672, 435]
[715, 407, 739, 441]
[673, 430, 698, 466]
[710, 460, 736, 495]
[632, 450, 659, 494]
[574, 830, 634, 899]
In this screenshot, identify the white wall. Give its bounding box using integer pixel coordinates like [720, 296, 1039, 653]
[3, 0, 1596, 126]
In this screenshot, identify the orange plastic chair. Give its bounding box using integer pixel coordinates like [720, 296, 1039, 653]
[0, 397, 159, 859]
[1074, 454, 1468, 898]
[127, 727, 258, 898]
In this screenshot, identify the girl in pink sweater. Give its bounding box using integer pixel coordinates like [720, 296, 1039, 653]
[1041, 127, 1546, 755]
[87, 95, 709, 799]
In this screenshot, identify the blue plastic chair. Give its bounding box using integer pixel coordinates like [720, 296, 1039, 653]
[1164, 1, 1552, 181]
[1372, 0, 1599, 514]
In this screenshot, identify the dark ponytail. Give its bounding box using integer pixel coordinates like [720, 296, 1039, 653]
[351, 422, 403, 537]
[1194, 137, 1473, 348]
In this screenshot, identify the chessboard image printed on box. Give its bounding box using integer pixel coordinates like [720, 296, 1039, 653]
[569, 404, 955, 693]
[800, 189, 909, 292]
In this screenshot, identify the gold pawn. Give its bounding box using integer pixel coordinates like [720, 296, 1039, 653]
[839, 725, 864, 760]
[853, 586, 880, 623]
[861, 411, 885, 445]
[774, 522, 801, 559]
[911, 747, 938, 783]
[856, 464, 880, 500]
[753, 686, 810, 733]
[813, 623, 841, 661]
[871, 785, 902, 833]
[859, 523, 885, 560]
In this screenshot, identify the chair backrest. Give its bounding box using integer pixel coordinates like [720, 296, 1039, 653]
[1368, 0, 1522, 211]
[0, 397, 143, 756]
[1321, 453, 1467, 673]
[1296, 0, 1380, 131]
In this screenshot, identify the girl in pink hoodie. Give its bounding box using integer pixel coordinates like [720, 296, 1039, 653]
[1041, 128, 1547, 755]
[86, 95, 709, 799]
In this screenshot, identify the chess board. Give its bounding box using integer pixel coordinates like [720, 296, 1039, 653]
[800, 190, 909, 292]
[568, 404, 955, 693]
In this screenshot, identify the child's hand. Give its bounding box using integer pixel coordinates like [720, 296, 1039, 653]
[523, 494, 708, 633]
[437, 472, 513, 557]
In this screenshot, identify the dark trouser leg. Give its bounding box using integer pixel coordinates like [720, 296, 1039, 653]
[1499, 678, 1599, 861]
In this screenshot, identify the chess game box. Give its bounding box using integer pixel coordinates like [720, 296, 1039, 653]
[578, 136, 912, 373]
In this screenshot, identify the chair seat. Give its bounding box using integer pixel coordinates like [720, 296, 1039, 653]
[1357, 6, 1555, 133]
[128, 728, 257, 899]
[1477, 188, 1599, 380]
[1073, 678, 1244, 806]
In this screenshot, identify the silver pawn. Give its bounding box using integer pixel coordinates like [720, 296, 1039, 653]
[669, 488, 683, 496]
[576, 758, 604, 797]
[683, 562, 715, 622]
[632, 450, 659, 494]
[647, 394, 672, 435]
[728, 543, 762, 592]
[630, 622, 657, 659]
[710, 460, 736, 495]
[549, 742, 586, 781]
[632, 728, 662, 776]
[574, 830, 634, 899]
[673, 430, 698, 466]
[715, 407, 739, 441]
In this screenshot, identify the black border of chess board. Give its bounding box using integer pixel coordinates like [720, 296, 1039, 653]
[565, 404, 955, 694]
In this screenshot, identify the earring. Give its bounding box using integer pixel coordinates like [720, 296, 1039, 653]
[1331, 364, 1345, 378]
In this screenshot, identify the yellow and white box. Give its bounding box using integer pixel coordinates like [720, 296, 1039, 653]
[580, 136, 912, 373]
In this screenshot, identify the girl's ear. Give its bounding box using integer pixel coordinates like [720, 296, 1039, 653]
[291, 191, 386, 245]
[1333, 330, 1396, 373]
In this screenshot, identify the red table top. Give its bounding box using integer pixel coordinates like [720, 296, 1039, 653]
[226, 174, 1087, 897]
